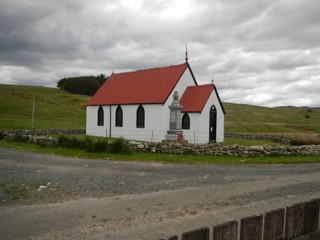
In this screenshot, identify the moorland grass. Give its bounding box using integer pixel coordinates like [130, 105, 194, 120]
[223, 103, 320, 133]
[0, 84, 89, 130]
[1, 84, 320, 133]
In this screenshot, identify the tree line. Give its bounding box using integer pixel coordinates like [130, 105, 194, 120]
[57, 74, 107, 96]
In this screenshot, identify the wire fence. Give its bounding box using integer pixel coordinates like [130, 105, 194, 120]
[86, 128, 225, 144]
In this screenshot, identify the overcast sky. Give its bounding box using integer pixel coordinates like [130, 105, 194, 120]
[1, 0, 320, 107]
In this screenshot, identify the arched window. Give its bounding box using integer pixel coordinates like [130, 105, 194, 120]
[136, 105, 145, 128]
[182, 113, 190, 129]
[97, 106, 104, 126]
[115, 105, 123, 127]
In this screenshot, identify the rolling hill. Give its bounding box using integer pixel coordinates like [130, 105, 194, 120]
[0, 84, 319, 134]
[0, 84, 89, 130]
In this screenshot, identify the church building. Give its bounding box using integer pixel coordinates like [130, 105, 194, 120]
[86, 54, 225, 144]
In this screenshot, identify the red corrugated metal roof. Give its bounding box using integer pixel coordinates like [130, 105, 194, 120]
[180, 84, 214, 113]
[87, 63, 188, 106]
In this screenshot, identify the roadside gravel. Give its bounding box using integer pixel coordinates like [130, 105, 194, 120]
[1, 147, 320, 239]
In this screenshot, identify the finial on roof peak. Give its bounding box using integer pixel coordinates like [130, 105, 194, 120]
[185, 43, 188, 63]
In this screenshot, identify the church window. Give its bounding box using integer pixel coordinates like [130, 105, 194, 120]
[136, 105, 145, 128]
[115, 106, 123, 127]
[97, 106, 104, 126]
[182, 113, 190, 129]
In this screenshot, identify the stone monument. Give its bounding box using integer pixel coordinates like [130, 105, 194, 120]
[165, 91, 184, 141]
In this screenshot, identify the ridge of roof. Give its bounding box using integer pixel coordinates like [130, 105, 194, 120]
[185, 83, 213, 89]
[112, 62, 187, 76]
[87, 62, 189, 106]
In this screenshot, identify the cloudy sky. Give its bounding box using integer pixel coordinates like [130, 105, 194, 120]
[1, 0, 320, 107]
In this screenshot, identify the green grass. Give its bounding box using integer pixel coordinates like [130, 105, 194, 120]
[0, 181, 49, 201]
[224, 103, 320, 133]
[223, 137, 288, 146]
[1, 140, 319, 165]
[1, 84, 320, 134]
[0, 84, 89, 130]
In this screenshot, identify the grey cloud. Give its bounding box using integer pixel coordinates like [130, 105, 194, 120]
[234, 0, 320, 51]
[0, 0, 320, 107]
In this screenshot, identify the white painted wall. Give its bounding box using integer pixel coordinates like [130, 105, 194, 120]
[86, 105, 110, 137]
[180, 88, 224, 144]
[111, 104, 165, 142]
[198, 88, 225, 143]
[181, 113, 201, 144]
[162, 66, 197, 129]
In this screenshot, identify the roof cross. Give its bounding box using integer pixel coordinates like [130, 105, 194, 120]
[185, 43, 188, 63]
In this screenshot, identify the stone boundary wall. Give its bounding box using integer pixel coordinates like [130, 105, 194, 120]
[130, 141, 320, 157]
[0, 129, 85, 136]
[1, 129, 319, 156]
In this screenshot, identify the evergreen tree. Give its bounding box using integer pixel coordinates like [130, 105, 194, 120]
[57, 74, 108, 96]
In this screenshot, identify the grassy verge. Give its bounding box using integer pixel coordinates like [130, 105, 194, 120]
[1, 140, 319, 165]
[0, 181, 50, 201]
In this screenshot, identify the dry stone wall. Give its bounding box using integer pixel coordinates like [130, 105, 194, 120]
[0, 129, 85, 136]
[1, 129, 319, 156]
[130, 141, 320, 157]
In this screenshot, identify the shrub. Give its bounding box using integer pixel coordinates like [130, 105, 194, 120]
[56, 135, 85, 149]
[304, 113, 310, 119]
[56, 135, 69, 148]
[56, 135, 108, 152]
[85, 138, 107, 152]
[91, 140, 107, 152]
[0, 131, 5, 140]
[13, 132, 29, 143]
[69, 137, 82, 149]
[109, 138, 133, 155]
[37, 141, 48, 148]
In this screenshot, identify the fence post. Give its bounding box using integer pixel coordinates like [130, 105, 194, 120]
[213, 221, 238, 240]
[194, 131, 196, 144]
[240, 214, 263, 240]
[303, 198, 320, 234]
[285, 202, 305, 240]
[182, 227, 209, 240]
[264, 208, 285, 240]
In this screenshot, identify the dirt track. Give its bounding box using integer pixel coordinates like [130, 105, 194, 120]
[1, 147, 320, 240]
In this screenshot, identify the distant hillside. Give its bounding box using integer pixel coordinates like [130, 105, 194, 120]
[223, 102, 320, 133]
[0, 84, 89, 130]
[0, 84, 319, 133]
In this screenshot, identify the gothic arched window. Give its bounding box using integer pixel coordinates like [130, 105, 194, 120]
[115, 105, 123, 127]
[182, 113, 190, 129]
[136, 105, 145, 128]
[97, 106, 104, 126]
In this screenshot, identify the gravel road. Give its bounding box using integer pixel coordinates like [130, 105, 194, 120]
[1, 147, 320, 240]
